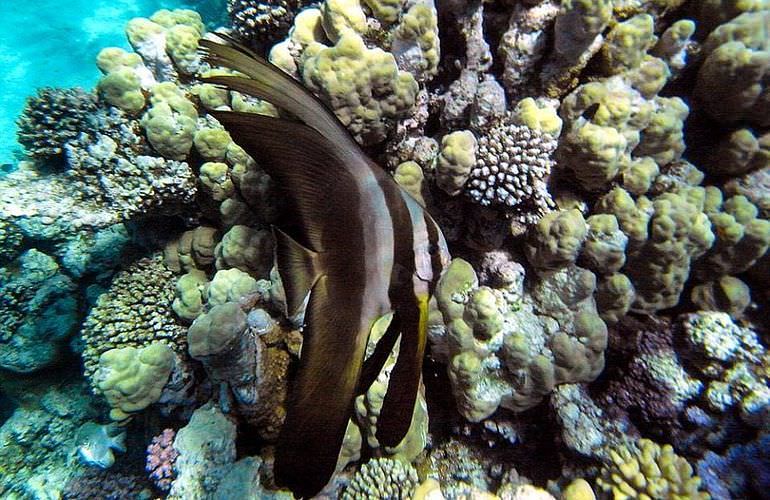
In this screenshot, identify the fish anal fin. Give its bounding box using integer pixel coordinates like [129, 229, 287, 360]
[273, 227, 323, 317]
[275, 271, 370, 498]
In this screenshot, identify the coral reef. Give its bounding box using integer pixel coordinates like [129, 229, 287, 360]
[2, 1, 770, 499]
[146, 428, 179, 492]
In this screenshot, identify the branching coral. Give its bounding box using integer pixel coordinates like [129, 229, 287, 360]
[342, 458, 419, 500]
[467, 119, 558, 223]
[146, 428, 179, 492]
[81, 255, 188, 380]
[16, 87, 97, 164]
[229, 0, 310, 46]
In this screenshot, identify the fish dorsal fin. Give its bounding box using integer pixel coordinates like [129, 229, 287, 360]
[209, 110, 363, 252]
[199, 36, 359, 155]
[273, 227, 322, 317]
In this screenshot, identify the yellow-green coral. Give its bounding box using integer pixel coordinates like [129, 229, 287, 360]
[393, 4, 440, 79]
[435, 130, 477, 196]
[619, 188, 714, 312]
[94, 342, 175, 422]
[696, 11, 770, 127]
[710, 128, 770, 176]
[621, 157, 659, 196]
[595, 273, 635, 325]
[164, 226, 220, 272]
[596, 439, 709, 499]
[691, 275, 751, 318]
[199, 162, 235, 202]
[172, 269, 209, 322]
[393, 161, 426, 206]
[97, 68, 146, 114]
[512, 97, 563, 137]
[290, 8, 327, 45]
[364, 0, 404, 24]
[561, 122, 628, 192]
[600, 14, 657, 75]
[165, 24, 201, 74]
[543, 0, 613, 96]
[696, 193, 770, 276]
[126, 17, 165, 46]
[214, 225, 274, 278]
[206, 268, 259, 306]
[435, 258, 606, 420]
[96, 47, 144, 75]
[194, 128, 233, 162]
[595, 188, 652, 250]
[141, 83, 198, 160]
[580, 214, 628, 274]
[525, 209, 588, 272]
[635, 97, 688, 166]
[301, 32, 419, 145]
[320, 0, 368, 43]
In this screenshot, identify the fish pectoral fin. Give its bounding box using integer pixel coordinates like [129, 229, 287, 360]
[273, 226, 323, 317]
[375, 293, 430, 448]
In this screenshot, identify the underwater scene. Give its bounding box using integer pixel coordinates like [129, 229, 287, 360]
[0, 0, 769, 498]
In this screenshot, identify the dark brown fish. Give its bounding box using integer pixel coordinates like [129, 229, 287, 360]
[199, 36, 449, 498]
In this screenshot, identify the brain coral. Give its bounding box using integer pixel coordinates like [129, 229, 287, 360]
[80, 254, 187, 381]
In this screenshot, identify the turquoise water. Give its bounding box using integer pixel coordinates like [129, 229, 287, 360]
[0, 0, 225, 165]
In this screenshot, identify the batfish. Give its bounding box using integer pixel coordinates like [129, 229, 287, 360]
[199, 35, 450, 498]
